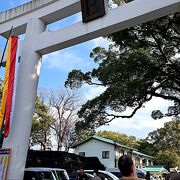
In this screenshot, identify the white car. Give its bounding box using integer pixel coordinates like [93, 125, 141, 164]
[24, 167, 69, 180]
[77, 170, 119, 180]
[68, 172, 94, 180]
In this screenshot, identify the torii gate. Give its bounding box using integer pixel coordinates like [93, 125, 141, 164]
[0, 0, 179, 179]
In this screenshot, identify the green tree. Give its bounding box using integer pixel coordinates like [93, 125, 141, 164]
[30, 96, 53, 150]
[65, 13, 180, 131]
[137, 139, 157, 157]
[75, 121, 96, 142]
[156, 150, 180, 170]
[138, 120, 180, 169]
[96, 130, 139, 148]
[147, 119, 180, 155]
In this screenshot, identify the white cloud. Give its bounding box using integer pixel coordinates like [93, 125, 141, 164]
[97, 98, 172, 138]
[83, 85, 107, 101]
[79, 82, 173, 139]
[117, 97, 172, 117]
[42, 49, 91, 72]
[78, 82, 173, 138]
[90, 37, 111, 50]
[80, 84, 173, 138]
[41, 37, 111, 74]
[97, 114, 172, 139]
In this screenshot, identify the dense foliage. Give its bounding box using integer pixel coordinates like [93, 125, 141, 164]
[65, 13, 180, 132]
[147, 119, 180, 154]
[30, 97, 53, 150]
[138, 119, 180, 169]
[96, 130, 139, 148]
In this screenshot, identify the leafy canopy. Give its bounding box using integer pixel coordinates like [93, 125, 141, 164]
[30, 96, 53, 150]
[96, 130, 139, 148]
[147, 119, 180, 154]
[65, 13, 180, 131]
[138, 119, 180, 169]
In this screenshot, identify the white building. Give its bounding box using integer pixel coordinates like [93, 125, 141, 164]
[72, 136, 155, 169]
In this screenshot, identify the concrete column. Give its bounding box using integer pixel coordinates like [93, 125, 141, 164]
[140, 158, 143, 168]
[3, 18, 46, 180]
[147, 159, 149, 166]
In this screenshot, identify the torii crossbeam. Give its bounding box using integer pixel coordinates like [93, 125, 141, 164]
[0, 0, 179, 179]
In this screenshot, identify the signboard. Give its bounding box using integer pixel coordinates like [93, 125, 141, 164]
[81, 0, 106, 23]
[0, 149, 11, 180]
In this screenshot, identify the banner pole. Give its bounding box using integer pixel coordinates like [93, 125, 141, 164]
[0, 26, 13, 68]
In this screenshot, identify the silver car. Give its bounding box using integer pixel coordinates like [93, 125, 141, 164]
[24, 167, 69, 180]
[77, 170, 119, 180]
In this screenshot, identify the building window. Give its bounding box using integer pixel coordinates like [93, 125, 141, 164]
[79, 152, 85, 157]
[102, 151, 109, 159]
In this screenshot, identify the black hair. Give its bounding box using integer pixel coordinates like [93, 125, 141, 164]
[118, 155, 133, 177]
[94, 169, 99, 174]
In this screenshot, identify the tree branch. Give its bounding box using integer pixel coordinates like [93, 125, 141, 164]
[104, 98, 150, 122]
[149, 31, 169, 63]
[151, 92, 180, 104]
[84, 80, 105, 86]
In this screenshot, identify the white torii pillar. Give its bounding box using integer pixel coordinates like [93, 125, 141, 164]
[3, 18, 46, 179]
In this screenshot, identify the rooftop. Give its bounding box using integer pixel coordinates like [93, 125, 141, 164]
[133, 150, 155, 159]
[72, 135, 155, 159]
[143, 166, 169, 174]
[72, 135, 135, 150]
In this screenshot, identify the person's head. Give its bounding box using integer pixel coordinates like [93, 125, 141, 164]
[170, 173, 180, 180]
[93, 169, 99, 176]
[79, 167, 85, 175]
[118, 155, 135, 177]
[146, 172, 150, 178]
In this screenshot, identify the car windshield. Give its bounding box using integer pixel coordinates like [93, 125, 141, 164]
[24, 171, 55, 180]
[53, 170, 68, 180]
[83, 171, 118, 180]
[37, 171, 54, 180]
[97, 172, 113, 180]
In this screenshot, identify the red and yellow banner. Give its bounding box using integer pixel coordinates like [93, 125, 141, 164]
[0, 36, 18, 137]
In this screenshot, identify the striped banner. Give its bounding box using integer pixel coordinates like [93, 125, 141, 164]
[0, 36, 18, 138]
[0, 38, 12, 130]
[4, 36, 18, 137]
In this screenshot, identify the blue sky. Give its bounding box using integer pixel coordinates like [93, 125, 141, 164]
[0, 0, 172, 139]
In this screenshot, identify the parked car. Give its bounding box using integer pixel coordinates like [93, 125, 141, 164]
[77, 170, 119, 180]
[105, 168, 122, 178]
[68, 172, 94, 180]
[106, 167, 146, 179]
[24, 167, 69, 180]
[27, 150, 105, 172]
[136, 168, 146, 179]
